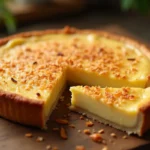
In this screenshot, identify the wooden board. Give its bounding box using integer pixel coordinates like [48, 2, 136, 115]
[0, 87, 150, 150]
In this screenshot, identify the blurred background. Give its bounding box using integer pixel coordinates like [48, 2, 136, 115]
[0, 0, 150, 44]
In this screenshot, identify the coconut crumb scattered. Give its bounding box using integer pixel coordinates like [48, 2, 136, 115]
[52, 128, 59, 131]
[83, 129, 91, 135]
[102, 146, 108, 150]
[36, 136, 44, 142]
[122, 135, 128, 139]
[92, 128, 96, 133]
[46, 145, 52, 150]
[55, 118, 69, 125]
[76, 145, 85, 150]
[86, 121, 94, 127]
[102, 139, 107, 145]
[98, 129, 104, 134]
[52, 146, 59, 150]
[80, 116, 84, 120]
[110, 133, 117, 138]
[82, 113, 86, 116]
[90, 133, 102, 143]
[69, 124, 75, 128]
[25, 133, 33, 138]
[60, 127, 68, 140]
[78, 130, 82, 133]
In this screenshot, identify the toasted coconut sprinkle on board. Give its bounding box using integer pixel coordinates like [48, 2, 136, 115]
[55, 119, 69, 125]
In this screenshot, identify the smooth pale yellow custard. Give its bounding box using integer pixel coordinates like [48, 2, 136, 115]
[1, 34, 150, 88]
[70, 86, 150, 133]
[0, 31, 150, 128]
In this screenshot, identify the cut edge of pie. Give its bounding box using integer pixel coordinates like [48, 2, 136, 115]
[0, 69, 66, 128]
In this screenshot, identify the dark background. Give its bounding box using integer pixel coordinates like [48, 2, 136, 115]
[0, 0, 150, 45]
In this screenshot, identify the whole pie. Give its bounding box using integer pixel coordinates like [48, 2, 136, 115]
[0, 26, 150, 136]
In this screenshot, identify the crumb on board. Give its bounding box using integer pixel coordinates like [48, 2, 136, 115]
[98, 129, 104, 134]
[46, 145, 52, 150]
[55, 118, 69, 125]
[102, 146, 108, 150]
[83, 129, 91, 135]
[86, 121, 94, 127]
[69, 124, 76, 128]
[90, 133, 102, 143]
[60, 127, 68, 140]
[52, 128, 59, 131]
[75, 145, 85, 150]
[110, 133, 117, 138]
[36, 136, 44, 142]
[25, 133, 33, 138]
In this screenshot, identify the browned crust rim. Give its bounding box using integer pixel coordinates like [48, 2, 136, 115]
[0, 26, 150, 58]
[0, 26, 150, 133]
[0, 90, 44, 128]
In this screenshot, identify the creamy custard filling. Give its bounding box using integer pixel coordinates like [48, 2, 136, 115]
[71, 90, 138, 127]
[43, 71, 66, 121]
[70, 86, 150, 128]
[0, 33, 149, 89]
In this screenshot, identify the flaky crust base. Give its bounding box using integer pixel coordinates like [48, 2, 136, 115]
[70, 105, 144, 136]
[0, 26, 150, 133]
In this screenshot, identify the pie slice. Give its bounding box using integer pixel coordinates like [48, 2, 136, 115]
[70, 86, 150, 136]
[0, 27, 150, 135]
[0, 61, 66, 128]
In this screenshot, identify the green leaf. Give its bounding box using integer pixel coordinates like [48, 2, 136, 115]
[135, 0, 150, 14]
[0, 1, 16, 34]
[0, 0, 5, 8]
[120, 0, 135, 11]
[3, 13, 16, 34]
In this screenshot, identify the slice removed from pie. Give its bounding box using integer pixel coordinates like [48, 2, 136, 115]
[70, 86, 150, 136]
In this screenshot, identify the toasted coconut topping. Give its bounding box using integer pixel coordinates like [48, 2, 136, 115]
[11, 77, 17, 83]
[0, 28, 148, 103]
[36, 92, 41, 97]
[83, 86, 137, 106]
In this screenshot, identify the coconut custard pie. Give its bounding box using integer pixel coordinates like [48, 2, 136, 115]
[0, 27, 150, 135]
